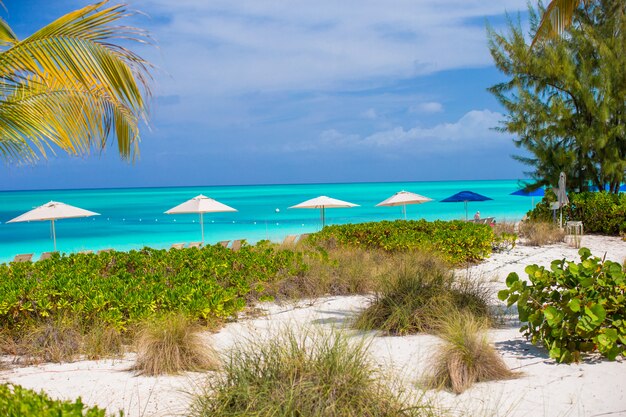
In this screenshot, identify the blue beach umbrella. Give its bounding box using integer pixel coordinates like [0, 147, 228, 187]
[589, 184, 626, 192]
[511, 187, 545, 207]
[441, 191, 493, 220]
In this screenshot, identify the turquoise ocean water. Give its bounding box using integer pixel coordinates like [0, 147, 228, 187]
[0, 180, 536, 262]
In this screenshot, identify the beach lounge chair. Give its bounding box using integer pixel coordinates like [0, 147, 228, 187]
[230, 239, 244, 251]
[218, 240, 230, 248]
[171, 243, 185, 250]
[12, 254, 33, 263]
[97, 249, 113, 254]
[188, 242, 202, 249]
[282, 235, 297, 245]
[39, 251, 57, 261]
[78, 250, 93, 254]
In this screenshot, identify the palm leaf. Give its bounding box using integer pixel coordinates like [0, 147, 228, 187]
[532, 0, 588, 46]
[0, 0, 150, 163]
[0, 17, 17, 46]
[0, 73, 138, 163]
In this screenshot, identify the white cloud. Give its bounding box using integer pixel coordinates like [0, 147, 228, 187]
[308, 109, 506, 151]
[362, 108, 377, 119]
[132, 0, 528, 95]
[410, 101, 444, 113]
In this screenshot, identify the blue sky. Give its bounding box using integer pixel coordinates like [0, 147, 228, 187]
[1, 0, 531, 190]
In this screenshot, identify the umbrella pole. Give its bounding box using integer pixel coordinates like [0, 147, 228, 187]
[200, 212, 204, 243]
[403, 204, 406, 220]
[464, 201, 468, 221]
[51, 219, 57, 251]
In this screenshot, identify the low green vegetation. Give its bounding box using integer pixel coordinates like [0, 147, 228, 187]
[309, 220, 495, 264]
[426, 312, 517, 394]
[0, 243, 305, 332]
[354, 253, 493, 335]
[191, 327, 437, 417]
[499, 248, 626, 363]
[0, 219, 504, 362]
[0, 383, 117, 417]
[528, 192, 626, 236]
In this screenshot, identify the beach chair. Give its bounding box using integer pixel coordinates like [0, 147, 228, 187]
[218, 240, 230, 248]
[97, 249, 113, 254]
[282, 235, 298, 245]
[230, 239, 244, 251]
[12, 254, 33, 263]
[39, 251, 57, 261]
[78, 250, 93, 254]
[188, 242, 202, 249]
[171, 243, 185, 250]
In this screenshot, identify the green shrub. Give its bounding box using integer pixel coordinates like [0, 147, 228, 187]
[191, 328, 434, 417]
[0, 244, 306, 335]
[528, 192, 626, 235]
[0, 383, 117, 417]
[354, 255, 493, 335]
[499, 248, 626, 363]
[309, 220, 495, 264]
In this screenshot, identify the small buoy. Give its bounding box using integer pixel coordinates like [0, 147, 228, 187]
[123, 218, 126, 221]
[155, 219, 158, 222]
[173, 219, 176, 222]
[254, 222, 257, 225]
[139, 219, 142, 222]
[232, 221, 235, 223]
[276, 222, 279, 226]
[275, 208, 280, 213]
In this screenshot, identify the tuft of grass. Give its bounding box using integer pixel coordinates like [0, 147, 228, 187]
[354, 255, 493, 335]
[190, 327, 436, 417]
[133, 313, 219, 376]
[19, 318, 82, 363]
[426, 312, 517, 394]
[519, 221, 565, 246]
[83, 324, 124, 360]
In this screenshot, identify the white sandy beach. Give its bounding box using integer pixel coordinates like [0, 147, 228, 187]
[1, 235, 625, 417]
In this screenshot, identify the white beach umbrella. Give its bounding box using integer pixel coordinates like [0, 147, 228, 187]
[289, 196, 359, 228]
[7, 201, 100, 251]
[165, 194, 237, 243]
[376, 190, 432, 220]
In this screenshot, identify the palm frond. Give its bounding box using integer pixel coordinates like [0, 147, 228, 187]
[0, 73, 138, 163]
[0, 0, 150, 163]
[532, 0, 587, 46]
[0, 16, 17, 46]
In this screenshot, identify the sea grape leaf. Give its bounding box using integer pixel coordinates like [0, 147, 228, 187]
[568, 298, 581, 312]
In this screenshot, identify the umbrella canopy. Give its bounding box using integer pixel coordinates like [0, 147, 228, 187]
[7, 201, 100, 251]
[441, 191, 493, 220]
[376, 190, 432, 219]
[165, 194, 237, 243]
[554, 173, 569, 208]
[589, 184, 626, 192]
[510, 187, 545, 197]
[289, 196, 358, 227]
[511, 187, 545, 207]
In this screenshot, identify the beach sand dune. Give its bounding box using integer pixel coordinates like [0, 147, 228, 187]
[1, 236, 625, 417]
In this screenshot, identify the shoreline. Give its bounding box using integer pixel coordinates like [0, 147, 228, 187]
[1, 235, 625, 416]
